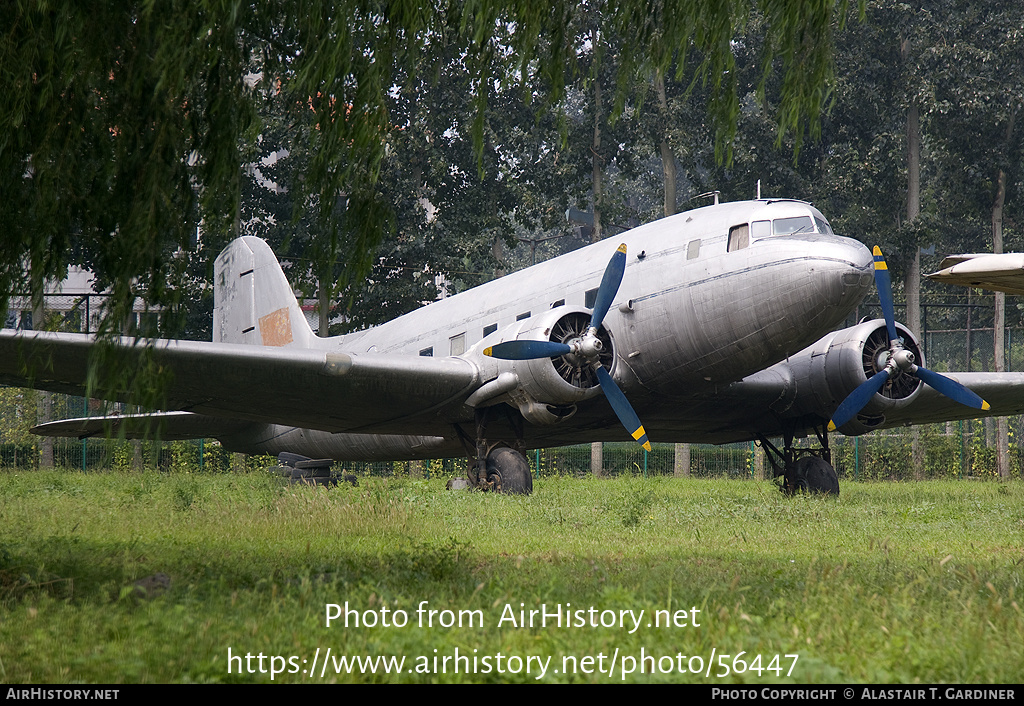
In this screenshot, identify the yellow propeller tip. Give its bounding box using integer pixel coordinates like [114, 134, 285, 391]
[872, 246, 883, 256]
[643, 442, 652, 452]
[982, 401, 991, 411]
[483, 347, 493, 356]
[616, 243, 627, 254]
[827, 421, 837, 432]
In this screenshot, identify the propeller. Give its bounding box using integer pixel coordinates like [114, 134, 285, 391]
[484, 243, 651, 451]
[828, 246, 990, 432]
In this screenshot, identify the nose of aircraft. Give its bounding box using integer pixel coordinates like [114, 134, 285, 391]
[830, 236, 875, 307]
[777, 234, 874, 321]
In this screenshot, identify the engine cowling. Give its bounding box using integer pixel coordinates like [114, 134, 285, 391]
[483, 306, 616, 425]
[779, 318, 925, 435]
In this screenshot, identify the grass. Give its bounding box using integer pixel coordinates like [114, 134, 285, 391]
[1, 468, 1022, 683]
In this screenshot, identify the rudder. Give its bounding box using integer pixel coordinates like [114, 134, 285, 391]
[213, 237, 313, 347]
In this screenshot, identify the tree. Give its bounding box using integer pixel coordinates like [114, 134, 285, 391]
[921, 0, 1024, 477]
[2, 0, 853, 342]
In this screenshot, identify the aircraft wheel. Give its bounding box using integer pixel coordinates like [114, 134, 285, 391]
[485, 447, 533, 495]
[783, 456, 839, 496]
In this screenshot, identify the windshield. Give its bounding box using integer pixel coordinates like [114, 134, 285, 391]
[773, 216, 814, 235]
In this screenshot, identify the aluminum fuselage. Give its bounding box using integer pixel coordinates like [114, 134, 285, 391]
[224, 199, 875, 459]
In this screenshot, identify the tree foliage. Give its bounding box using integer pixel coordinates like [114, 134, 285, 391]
[1, 0, 851, 337]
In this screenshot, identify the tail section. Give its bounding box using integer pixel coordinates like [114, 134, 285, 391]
[213, 237, 313, 347]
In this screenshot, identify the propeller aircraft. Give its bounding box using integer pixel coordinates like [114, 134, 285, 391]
[4, 198, 1024, 495]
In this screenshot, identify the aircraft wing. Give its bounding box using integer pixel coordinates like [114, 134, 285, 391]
[875, 372, 1024, 427]
[926, 253, 1024, 295]
[0, 330, 480, 436]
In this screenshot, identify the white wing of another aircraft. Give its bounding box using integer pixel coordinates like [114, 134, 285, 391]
[6, 200, 1024, 495]
[926, 253, 1024, 295]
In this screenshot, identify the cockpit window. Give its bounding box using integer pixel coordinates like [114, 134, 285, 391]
[727, 224, 750, 252]
[814, 216, 833, 234]
[751, 220, 771, 238]
[773, 216, 813, 235]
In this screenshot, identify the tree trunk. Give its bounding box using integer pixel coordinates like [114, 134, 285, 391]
[318, 270, 331, 337]
[674, 442, 690, 478]
[30, 264, 54, 468]
[992, 111, 1015, 479]
[903, 59, 924, 479]
[655, 71, 677, 218]
[591, 74, 603, 244]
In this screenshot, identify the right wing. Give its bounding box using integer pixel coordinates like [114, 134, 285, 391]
[0, 330, 480, 436]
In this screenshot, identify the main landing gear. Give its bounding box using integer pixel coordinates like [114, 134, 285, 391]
[450, 406, 534, 495]
[758, 422, 839, 496]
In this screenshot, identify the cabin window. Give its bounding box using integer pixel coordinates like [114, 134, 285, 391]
[450, 333, 466, 356]
[550, 299, 565, 308]
[727, 224, 749, 252]
[773, 216, 813, 235]
[751, 220, 771, 239]
[419, 347, 433, 357]
[585, 288, 598, 308]
[686, 239, 701, 259]
[483, 323, 498, 337]
[516, 311, 531, 321]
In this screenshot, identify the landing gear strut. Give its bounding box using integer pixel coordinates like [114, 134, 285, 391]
[451, 406, 534, 495]
[758, 422, 839, 496]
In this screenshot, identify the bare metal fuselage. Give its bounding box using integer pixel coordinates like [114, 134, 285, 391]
[221, 200, 875, 460]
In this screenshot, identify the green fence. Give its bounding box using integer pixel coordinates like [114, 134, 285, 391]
[3, 418, 1020, 481]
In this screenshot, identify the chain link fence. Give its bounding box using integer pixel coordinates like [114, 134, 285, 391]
[2, 294, 1022, 480]
[1, 404, 1019, 481]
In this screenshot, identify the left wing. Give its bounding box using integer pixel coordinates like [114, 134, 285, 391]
[0, 330, 480, 436]
[926, 253, 1024, 295]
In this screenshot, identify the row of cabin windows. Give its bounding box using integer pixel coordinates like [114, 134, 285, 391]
[419, 215, 834, 357]
[419, 296, 583, 357]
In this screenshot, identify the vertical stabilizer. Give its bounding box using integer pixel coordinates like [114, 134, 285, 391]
[213, 237, 313, 347]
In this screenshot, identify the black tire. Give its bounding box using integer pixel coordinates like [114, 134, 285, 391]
[783, 456, 839, 496]
[277, 452, 311, 467]
[294, 459, 333, 477]
[485, 447, 534, 495]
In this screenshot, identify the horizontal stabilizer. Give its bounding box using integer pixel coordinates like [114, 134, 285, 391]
[32, 411, 253, 440]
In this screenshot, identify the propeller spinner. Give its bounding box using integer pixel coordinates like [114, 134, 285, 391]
[828, 246, 990, 432]
[484, 243, 651, 451]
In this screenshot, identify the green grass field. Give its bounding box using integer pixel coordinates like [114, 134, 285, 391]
[1, 468, 1022, 683]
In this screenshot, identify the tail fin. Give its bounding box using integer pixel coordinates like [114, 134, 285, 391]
[213, 237, 313, 347]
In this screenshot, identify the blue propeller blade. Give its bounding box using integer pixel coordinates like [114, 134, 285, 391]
[483, 340, 572, 360]
[913, 367, 990, 411]
[590, 244, 627, 330]
[872, 246, 899, 344]
[828, 369, 891, 432]
[829, 245, 991, 431]
[594, 365, 652, 451]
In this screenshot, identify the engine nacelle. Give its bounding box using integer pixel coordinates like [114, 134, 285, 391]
[481, 306, 615, 425]
[777, 319, 924, 435]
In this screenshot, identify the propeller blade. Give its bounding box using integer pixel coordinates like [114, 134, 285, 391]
[483, 340, 572, 360]
[872, 246, 899, 344]
[594, 365, 651, 451]
[913, 366, 990, 411]
[829, 246, 991, 431]
[827, 369, 891, 432]
[590, 243, 627, 330]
